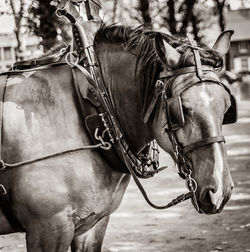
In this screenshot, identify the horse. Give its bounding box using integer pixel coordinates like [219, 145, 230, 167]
[0, 25, 235, 251]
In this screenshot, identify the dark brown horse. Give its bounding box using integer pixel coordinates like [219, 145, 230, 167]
[0, 26, 235, 251]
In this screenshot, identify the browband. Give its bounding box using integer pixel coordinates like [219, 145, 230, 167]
[159, 65, 215, 79]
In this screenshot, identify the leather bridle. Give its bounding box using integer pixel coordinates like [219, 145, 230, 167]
[144, 34, 232, 211]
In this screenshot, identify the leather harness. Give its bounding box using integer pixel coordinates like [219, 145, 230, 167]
[0, 4, 237, 215]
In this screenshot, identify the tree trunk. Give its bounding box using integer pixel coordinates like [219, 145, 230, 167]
[166, 0, 176, 34]
[9, 0, 25, 61]
[112, 0, 118, 23]
[191, 13, 201, 42]
[215, 0, 226, 31]
[138, 0, 152, 28]
[179, 0, 197, 35]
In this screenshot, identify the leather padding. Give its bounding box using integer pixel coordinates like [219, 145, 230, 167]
[223, 93, 238, 124]
[167, 96, 185, 131]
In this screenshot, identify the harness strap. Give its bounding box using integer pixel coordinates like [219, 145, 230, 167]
[183, 136, 225, 154]
[143, 80, 165, 124]
[186, 33, 204, 81]
[84, 0, 93, 20]
[0, 74, 7, 162]
[0, 62, 67, 76]
[70, 62, 96, 87]
[159, 65, 214, 79]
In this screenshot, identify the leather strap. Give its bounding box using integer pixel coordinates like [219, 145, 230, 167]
[0, 62, 67, 76]
[183, 136, 225, 154]
[84, 0, 93, 20]
[143, 80, 165, 123]
[70, 62, 96, 87]
[159, 65, 214, 79]
[0, 74, 7, 162]
[186, 33, 204, 81]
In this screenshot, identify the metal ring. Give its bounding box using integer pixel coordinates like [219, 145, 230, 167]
[65, 52, 79, 66]
[0, 184, 7, 195]
[60, 47, 67, 55]
[100, 142, 112, 150]
[0, 160, 6, 171]
[55, 9, 64, 18]
[94, 128, 111, 150]
[101, 128, 109, 139]
[186, 177, 198, 192]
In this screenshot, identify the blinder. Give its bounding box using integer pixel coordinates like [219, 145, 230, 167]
[166, 89, 238, 131]
[163, 73, 238, 131]
[166, 96, 185, 131]
[223, 93, 237, 125]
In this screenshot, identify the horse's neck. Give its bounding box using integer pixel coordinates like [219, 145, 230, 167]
[97, 47, 152, 153]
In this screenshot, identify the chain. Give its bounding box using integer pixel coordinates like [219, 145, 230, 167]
[165, 128, 200, 212]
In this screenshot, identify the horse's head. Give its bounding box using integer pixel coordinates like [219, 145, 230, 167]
[94, 26, 236, 213]
[150, 31, 236, 214]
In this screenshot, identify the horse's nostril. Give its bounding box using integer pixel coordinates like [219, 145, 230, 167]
[204, 189, 212, 204]
[202, 188, 216, 204]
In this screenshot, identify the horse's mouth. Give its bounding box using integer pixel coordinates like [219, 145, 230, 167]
[194, 195, 230, 215]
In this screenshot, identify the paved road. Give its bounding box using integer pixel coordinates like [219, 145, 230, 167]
[0, 101, 250, 252]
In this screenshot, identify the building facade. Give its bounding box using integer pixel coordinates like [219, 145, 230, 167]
[0, 15, 41, 72]
[226, 9, 250, 73]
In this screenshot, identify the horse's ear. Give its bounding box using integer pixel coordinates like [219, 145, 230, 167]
[154, 34, 180, 69]
[212, 30, 234, 56]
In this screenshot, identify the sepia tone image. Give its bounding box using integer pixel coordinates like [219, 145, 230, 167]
[0, 0, 250, 251]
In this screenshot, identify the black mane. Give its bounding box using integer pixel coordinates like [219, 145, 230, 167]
[94, 25, 223, 113]
[94, 24, 223, 69]
[94, 25, 162, 114]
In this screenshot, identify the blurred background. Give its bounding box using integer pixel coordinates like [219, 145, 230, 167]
[0, 0, 250, 99]
[0, 1, 250, 251]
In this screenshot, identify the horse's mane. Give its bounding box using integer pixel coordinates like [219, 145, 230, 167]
[94, 24, 223, 69]
[94, 25, 223, 113]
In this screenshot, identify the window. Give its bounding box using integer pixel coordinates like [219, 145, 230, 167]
[0, 48, 3, 61]
[4, 47, 12, 60]
[238, 42, 249, 53]
[241, 57, 249, 71]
